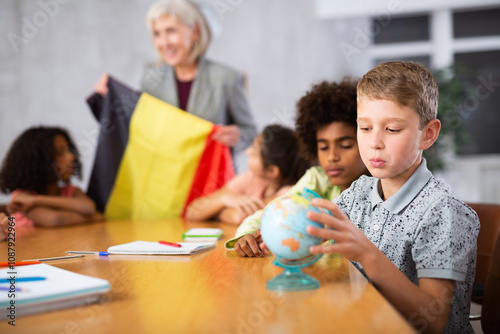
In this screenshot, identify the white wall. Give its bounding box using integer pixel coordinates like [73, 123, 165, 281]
[0, 0, 358, 203]
[1, 0, 157, 202]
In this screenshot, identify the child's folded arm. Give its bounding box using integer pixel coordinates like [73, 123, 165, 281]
[32, 196, 96, 216]
[216, 207, 246, 225]
[24, 206, 104, 227]
[186, 187, 265, 222]
[185, 187, 232, 221]
[12, 188, 98, 216]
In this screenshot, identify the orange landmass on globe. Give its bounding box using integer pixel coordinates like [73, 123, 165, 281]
[273, 200, 287, 218]
[281, 237, 300, 252]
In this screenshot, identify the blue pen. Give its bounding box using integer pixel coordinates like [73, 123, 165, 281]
[0, 277, 46, 283]
[66, 251, 109, 256]
[0, 286, 29, 292]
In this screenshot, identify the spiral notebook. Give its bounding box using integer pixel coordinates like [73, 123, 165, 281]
[107, 240, 215, 255]
[0, 263, 110, 318]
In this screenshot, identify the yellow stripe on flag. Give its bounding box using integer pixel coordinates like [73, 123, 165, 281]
[105, 93, 213, 219]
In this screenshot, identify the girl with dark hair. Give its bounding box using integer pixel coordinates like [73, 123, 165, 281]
[0, 126, 103, 229]
[185, 124, 310, 225]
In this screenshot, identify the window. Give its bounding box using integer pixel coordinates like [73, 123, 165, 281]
[455, 50, 500, 154]
[453, 8, 500, 38]
[373, 15, 429, 44]
[369, 7, 500, 155]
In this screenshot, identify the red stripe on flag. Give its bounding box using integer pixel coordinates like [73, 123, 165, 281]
[182, 126, 235, 217]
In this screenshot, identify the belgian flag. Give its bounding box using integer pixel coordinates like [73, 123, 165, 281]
[86, 77, 234, 219]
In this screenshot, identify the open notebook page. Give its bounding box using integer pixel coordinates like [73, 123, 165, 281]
[107, 241, 215, 255]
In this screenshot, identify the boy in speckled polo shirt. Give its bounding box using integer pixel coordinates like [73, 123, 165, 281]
[306, 61, 479, 334]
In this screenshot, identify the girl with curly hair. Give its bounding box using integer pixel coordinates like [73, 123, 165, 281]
[226, 79, 369, 257]
[0, 127, 103, 229]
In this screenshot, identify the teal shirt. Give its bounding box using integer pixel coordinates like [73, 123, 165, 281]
[225, 166, 341, 249]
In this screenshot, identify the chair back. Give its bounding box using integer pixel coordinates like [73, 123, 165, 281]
[481, 231, 500, 333]
[467, 203, 500, 286]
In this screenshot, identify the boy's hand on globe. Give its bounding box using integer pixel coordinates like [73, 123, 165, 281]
[234, 230, 269, 257]
[306, 198, 376, 264]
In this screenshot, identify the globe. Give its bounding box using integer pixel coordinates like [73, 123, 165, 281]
[261, 189, 329, 291]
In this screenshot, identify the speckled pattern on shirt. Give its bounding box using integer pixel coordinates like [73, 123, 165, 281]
[334, 160, 479, 334]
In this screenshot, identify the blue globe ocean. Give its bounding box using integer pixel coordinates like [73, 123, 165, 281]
[261, 192, 325, 260]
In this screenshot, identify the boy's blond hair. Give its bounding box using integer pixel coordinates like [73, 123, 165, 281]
[357, 61, 439, 129]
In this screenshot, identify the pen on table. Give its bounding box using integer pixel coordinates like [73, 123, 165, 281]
[0, 276, 46, 283]
[23, 255, 85, 262]
[159, 241, 182, 248]
[0, 261, 42, 267]
[66, 251, 109, 256]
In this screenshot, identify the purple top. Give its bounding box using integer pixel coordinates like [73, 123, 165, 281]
[175, 78, 193, 111]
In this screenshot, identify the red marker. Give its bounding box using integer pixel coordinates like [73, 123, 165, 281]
[159, 241, 182, 248]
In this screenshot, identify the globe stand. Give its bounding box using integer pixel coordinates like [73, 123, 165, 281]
[266, 254, 323, 292]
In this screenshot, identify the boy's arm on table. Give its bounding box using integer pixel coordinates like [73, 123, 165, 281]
[307, 199, 454, 334]
[10, 188, 97, 216]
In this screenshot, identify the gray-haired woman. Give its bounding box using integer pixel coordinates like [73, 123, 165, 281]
[95, 0, 257, 153]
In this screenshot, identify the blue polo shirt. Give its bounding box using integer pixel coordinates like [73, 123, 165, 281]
[334, 159, 479, 334]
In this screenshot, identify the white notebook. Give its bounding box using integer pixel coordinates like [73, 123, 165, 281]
[0, 263, 110, 318]
[107, 240, 215, 255]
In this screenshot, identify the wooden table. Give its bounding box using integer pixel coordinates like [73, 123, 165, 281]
[0, 219, 416, 333]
